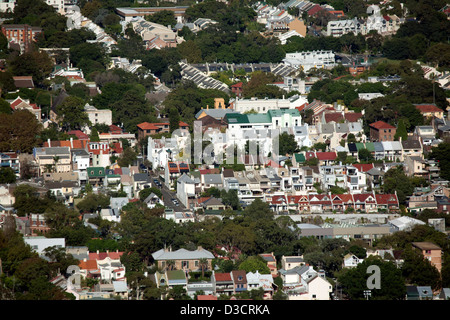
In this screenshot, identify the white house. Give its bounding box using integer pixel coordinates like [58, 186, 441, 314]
[343, 253, 364, 268]
[299, 275, 333, 300]
[283, 50, 336, 72]
[246, 271, 275, 300]
[24, 236, 65, 255]
[177, 173, 197, 209]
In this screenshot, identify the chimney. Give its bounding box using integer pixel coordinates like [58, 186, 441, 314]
[70, 137, 73, 149]
[47, 138, 51, 147]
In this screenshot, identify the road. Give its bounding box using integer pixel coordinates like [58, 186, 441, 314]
[148, 171, 186, 211]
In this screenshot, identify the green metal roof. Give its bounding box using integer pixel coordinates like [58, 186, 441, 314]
[364, 142, 375, 152]
[355, 143, 365, 150]
[87, 167, 106, 177]
[294, 153, 306, 162]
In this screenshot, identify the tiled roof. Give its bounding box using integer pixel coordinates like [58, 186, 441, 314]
[79, 259, 98, 270]
[414, 104, 443, 113]
[214, 272, 232, 282]
[369, 120, 395, 129]
[352, 163, 374, 172]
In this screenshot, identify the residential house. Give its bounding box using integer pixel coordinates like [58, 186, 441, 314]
[137, 121, 189, 140]
[24, 236, 65, 255]
[412, 242, 443, 273]
[87, 141, 111, 168]
[133, 173, 152, 198]
[144, 192, 164, 209]
[8, 96, 41, 121]
[343, 253, 364, 268]
[87, 167, 105, 186]
[259, 252, 278, 278]
[84, 104, 112, 132]
[131, 19, 178, 49]
[369, 121, 396, 142]
[212, 272, 234, 296]
[326, 18, 362, 37]
[164, 161, 190, 190]
[0, 152, 20, 177]
[1, 24, 42, 52]
[281, 255, 306, 270]
[45, 180, 80, 206]
[231, 270, 248, 294]
[199, 197, 226, 212]
[88, 250, 126, 282]
[402, 138, 423, 158]
[28, 213, 51, 235]
[33, 146, 71, 176]
[152, 247, 215, 272]
[381, 141, 403, 161]
[414, 104, 444, 120]
[413, 126, 437, 146]
[300, 275, 332, 300]
[246, 271, 276, 300]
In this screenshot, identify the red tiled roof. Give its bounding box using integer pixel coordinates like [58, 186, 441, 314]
[369, 120, 395, 129]
[353, 193, 376, 203]
[287, 195, 309, 204]
[324, 113, 344, 123]
[344, 112, 363, 122]
[67, 130, 89, 140]
[231, 82, 243, 88]
[271, 195, 287, 204]
[308, 194, 332, 204]
[44, 139, 89, 149]
[137, 122, 160, 130]
[296, 103, 307, 112]
[79, 259, 98, 270]
[375, 194, 398, 204]
[414, 104, 443, 113]
[214, 273, 232, 282]
[308, 4, 324, 15]
[89, 251, 124, 261]
[352, 163, 374, 172]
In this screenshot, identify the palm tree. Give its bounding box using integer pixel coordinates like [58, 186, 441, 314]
[199, 258, 209, 278]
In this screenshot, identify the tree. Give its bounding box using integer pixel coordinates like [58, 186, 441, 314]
[10, 49, 54, 84]
[117, 147, 137, 167]
[358, 148, 374, 162]
[76, 193, 110, 213]
[56, 96, 91, 131]
[90, 127, 100, 142]
[382, 166, 413, 205]
[0, 110, 42, 153]
[169, 107, 180, 134]
[401, 246, 442, 291]
[0, 167, 16, 184]
[276, 132, 300, 156]
[429, 142, 450, 181]
[338, 256, 406, 300]
[146, 10, 177, 28]
[394, 119, 408, 141]
[238, 256, 271, 274]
